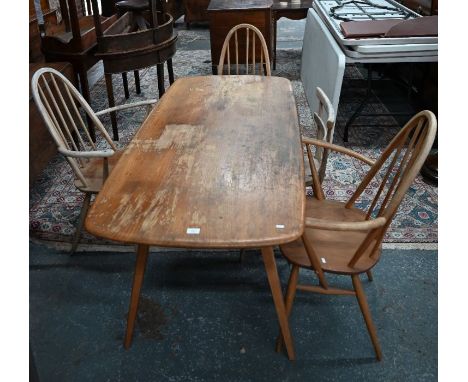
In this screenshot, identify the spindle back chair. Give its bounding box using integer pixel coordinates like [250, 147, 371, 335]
[31, 67, 157, 252]
[218, 23, 271, 76]
[277, 110, 437, 360]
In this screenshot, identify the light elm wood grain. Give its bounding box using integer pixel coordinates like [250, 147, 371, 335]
[85, 75, 304, 248]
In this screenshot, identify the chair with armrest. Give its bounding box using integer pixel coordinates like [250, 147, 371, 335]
[218, 23, 271, 76]
[31, 67, 157, 252]
[276, 110, 437, 360]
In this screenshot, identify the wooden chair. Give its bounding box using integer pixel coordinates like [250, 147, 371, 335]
[31, 67, 157, 252]
[218, 23, 271, 76]
[305, 87, 336, 186]
[276, 110, 437, 360]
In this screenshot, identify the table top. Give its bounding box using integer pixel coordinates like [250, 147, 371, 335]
[85, 75, 305, 248]
[272, 0, 313, 11]
[208, 0, 273, 11]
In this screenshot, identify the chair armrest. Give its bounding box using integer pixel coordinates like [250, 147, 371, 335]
[95, 99, 158, 117]
[58, 147, 115, 158]
[302, 137, 375, 167]
[305, 216, 387, 232]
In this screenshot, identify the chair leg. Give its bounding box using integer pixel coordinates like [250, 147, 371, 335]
[134, 70, 141, 94]
[77, 65, 96, 142]
[167, 59, 175, 84]
[105, 73, 119, 141]
[70, 193, 92, 254]
[156, 63, 165, 98]
[351, 274, 382, 361]
[275, 264, 299, 353]
[122, 72, 130, 99]
[366, 270, 374, 282]
[124, 244, 150, 349]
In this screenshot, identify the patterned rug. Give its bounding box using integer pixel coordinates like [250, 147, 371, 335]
[29, 48, 438, 246]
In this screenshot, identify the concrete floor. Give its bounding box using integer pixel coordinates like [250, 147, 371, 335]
[30, 242, 437, 381]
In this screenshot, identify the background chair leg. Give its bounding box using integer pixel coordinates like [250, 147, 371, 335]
[366, 270, 374, 282]
[70, 193, 92, 254]
[167, 59, 175, 84]
[351, 274, 382, 361]
[134, 70, 141, 94]
[122, 72, 130, 99]
[105, 73, 119, 141]
[276, 264, 299, 353]
[156, 63, 165, 98]
[124, 244, 150, 349]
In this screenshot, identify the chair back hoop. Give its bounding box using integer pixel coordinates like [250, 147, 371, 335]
[31, 67, 117, 188]
[345, 110, 437, 266]
[217, 23, 271, 76]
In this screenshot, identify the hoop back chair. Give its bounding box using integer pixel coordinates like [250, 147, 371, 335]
[305, 87, 336, 186]
[31, 67, 157, 252]
[277, 110, 437, 360]
[218, 23, 271, 76]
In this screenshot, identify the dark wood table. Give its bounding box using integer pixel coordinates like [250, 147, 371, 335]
[208, 0, 273, 74]
[272, 0, 313, 69]
[85, 75, 305, 360]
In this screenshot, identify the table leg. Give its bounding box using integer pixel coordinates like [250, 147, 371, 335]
[124, 244, 149, 349]
[261, 246, 296, 360]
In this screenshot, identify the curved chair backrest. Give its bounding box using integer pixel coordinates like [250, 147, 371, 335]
[218, 23, 271, 76]
[345, 110, 437, 265]
[313, 87, 336, 182]
[31, 67, 117, 189]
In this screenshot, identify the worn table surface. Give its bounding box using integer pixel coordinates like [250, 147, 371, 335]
[86, 75, 304, 249]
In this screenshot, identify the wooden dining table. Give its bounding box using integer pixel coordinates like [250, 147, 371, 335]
[85, 75, 305, 360]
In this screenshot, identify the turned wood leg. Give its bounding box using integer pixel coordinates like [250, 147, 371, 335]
[122, 72, 130, 99]
[261, 246, 296, 361]
[134, 70, 141, 94]
[275, 264, 299, 353]
[105, 73, 119, 141]
[167, 59, 175, 84]
[77, 66, 96, 142]
[351, 274, 382, 361]
[124, 244, 150, 349]
[156, 63, 165, 98]
[70, 193, 91, 254]
[366, 270, 374, 282]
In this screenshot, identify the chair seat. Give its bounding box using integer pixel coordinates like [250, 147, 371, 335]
[280, 198, 381, 275]
[115, 0, 150, 12]
[74, 150, 124, 193]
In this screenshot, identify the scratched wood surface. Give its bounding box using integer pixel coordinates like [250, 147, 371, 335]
[85, 75, 304, 248]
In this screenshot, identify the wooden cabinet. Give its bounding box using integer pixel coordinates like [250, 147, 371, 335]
[208, 0, 273, 73]
[184, 0, 211, 26]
